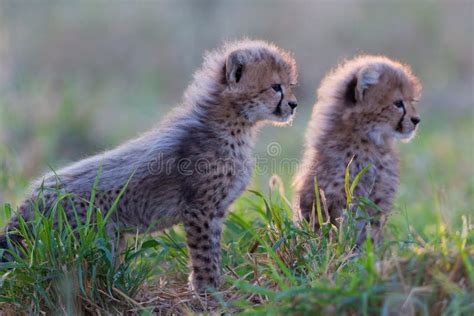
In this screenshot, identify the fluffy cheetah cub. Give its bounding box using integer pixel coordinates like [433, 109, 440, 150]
[294, 55, 421, 245]
[2, 40, 298, 292]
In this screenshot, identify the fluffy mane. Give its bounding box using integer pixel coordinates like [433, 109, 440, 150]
[183, 39, 297, 107]
[317, 55, 421, 105]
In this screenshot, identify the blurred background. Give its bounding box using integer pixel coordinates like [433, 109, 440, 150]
[0, 1, 472, 233]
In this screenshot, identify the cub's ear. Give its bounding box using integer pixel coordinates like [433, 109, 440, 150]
[225, 49, 246, 84]
[355, 65, 381, 102]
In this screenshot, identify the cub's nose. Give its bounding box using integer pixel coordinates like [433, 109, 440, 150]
[288, 101, 298, 110]
[411, 117, 421, 125]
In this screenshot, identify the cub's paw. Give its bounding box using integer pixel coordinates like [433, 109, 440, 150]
[189, 270, 219, 293]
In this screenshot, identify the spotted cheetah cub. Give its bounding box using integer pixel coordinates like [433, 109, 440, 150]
[2, 40, 298, 292]
[294, 55, 421, 245]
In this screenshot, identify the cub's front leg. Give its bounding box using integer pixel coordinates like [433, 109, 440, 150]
[183, 206, 223, 292]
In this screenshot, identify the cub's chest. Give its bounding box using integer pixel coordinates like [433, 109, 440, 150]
[344, 146, 398, 180]
[221, 145, 254, 186]
[207, 140, 253, 208]
[219, 132, 253, 165]
[357, 151, 399, 194]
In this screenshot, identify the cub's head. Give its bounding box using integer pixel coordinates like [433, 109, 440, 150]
[190, 40, 298, 124]
[320, 56, 422, 145]
[223, 40, 298, 124]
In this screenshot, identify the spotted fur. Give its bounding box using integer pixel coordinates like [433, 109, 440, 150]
[2, 39, 298, 292]
[293, 55, 421, 246]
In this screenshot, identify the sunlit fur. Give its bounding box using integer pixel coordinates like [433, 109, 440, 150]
[294, 55, 422, 245]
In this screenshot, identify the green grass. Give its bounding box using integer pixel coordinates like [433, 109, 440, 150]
[0, 185, 472, 314]
[0, 194, 153, 314]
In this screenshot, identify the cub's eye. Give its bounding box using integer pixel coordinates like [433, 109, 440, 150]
[393, 100, 405, 109]
[271, 84, 282, 92]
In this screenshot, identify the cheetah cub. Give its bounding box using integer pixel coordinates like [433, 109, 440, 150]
[294, 55, 421, 246]
[2, 40, 298, 292]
